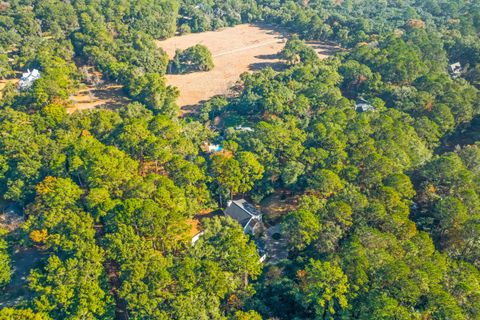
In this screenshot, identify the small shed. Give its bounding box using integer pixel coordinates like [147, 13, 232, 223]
[191, 231, 204, 245]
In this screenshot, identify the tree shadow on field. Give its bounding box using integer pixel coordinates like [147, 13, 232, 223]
[255, 53, 280, 60]
[248, 61, 286, 72]
[255, 22, 291, 40]
[90, 85, 131, 109]
[249, 52, 286, 72]
[306, 40, 342, 56]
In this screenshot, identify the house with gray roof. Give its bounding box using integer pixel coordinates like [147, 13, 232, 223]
[224, 199, 263, 235]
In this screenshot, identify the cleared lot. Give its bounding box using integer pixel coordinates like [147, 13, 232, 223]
[157, 24, 338, 109]
[2, 25, 338, 112]
[67, 84, 130, 114]
[158, 24, 287, 108]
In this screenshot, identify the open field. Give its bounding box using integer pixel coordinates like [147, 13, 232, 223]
[3, 25, 339, 113]
[157, 24, 339, 110]
[67, 84, 130, 114]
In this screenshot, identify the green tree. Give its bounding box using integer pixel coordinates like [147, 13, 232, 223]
[170, 44, 214, 74]
[0, 308, 47, 320]
[232, 310, 263, 320]
[297, 259, 349, 318]
[28, 254, 113, 319]
[193, 217, 262, 288]
[211, 154, 242, 198]
[0, 54, 14, 79]
[0, 228, 11, 288]
[283, 208, 321, 250]
[105, 224, 173, 319]
[127, 72, 179, 116]
[281, 36, 319, 65]
[237, 151, 264, 194]
[307, 169, 344, 196]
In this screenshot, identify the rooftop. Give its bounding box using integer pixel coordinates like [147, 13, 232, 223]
[225, 199, 262, 229]
[230, 199, 262, 216]
[355, 99, 374, 112]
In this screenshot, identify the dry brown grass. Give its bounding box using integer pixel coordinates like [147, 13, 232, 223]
[2, 25, 339, 113]
[67, 84, 130, 114]
[0, 78, 18, 99]
[187, 209, 220, 238]
[157, 24, 339, 110]
[260, 190, 299, 225]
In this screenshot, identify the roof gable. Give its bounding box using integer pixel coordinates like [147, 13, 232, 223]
[224, 199, 262, 229]
[225, 202, 252, 227]
[232, 199, 262, 216]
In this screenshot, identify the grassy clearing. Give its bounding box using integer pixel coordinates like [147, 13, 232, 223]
[157, 24, 339, 111]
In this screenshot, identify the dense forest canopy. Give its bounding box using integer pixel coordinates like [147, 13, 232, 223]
[0, 0, 479, 319]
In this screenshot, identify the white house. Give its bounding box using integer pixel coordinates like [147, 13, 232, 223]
[18, 69, 41, 90]
[355, 99, 375, 112]
[235, 125, 254, 132]
[449, 62, 462, 79]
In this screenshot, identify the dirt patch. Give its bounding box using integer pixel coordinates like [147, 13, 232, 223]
[0, 78, 18, 100]
[187, 209, 222, 241]
[67, 83, 130, 114]
[260, 190, 299, 225]
[157, 24, 339, 111]
[305, 40, 342, 59]
[0, 247, 46, 308]
[0, 201, 23, 232]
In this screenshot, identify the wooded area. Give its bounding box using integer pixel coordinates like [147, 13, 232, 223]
[0, 0, 479, 319]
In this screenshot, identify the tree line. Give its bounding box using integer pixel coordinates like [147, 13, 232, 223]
[0, 0, 479, 319]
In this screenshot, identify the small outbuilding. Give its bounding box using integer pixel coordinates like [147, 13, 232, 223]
[191, 231, 204, 245]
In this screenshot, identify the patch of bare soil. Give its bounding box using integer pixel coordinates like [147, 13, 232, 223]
[260, 190, 299, 225]
[67, 83, 130, 114]
[187, 209, 221, 238]
[0, 201, 23, 231]
[0, 247, 46, 308]
[157, 24, 339, 111]
[0, 78, 18, 99]
[305, 40, 342, 59]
